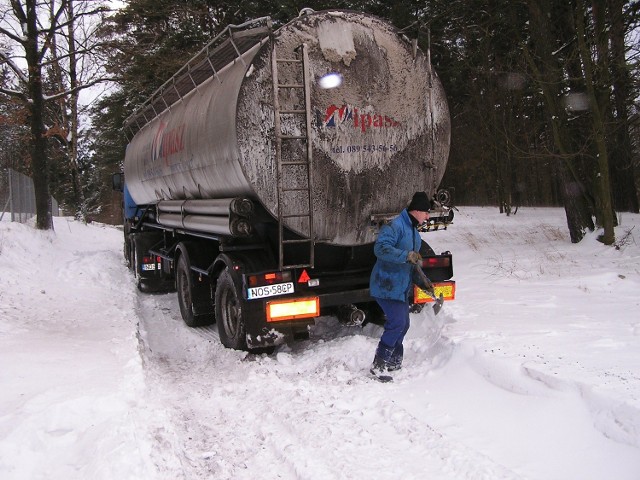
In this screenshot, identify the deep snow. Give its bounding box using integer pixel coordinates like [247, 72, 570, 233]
[1, 207, 639, 479]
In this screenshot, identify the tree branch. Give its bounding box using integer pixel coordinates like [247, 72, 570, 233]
[33, 5, 112, 63]
[39, 42, 114, 67]
[43, 76, 120, 102]
[38, 0, 69, 62]
[0, 84, 28, 102]
[9, 0, 27, 30]
[0, 25, 25, 44]
[0, 50, 29, 83]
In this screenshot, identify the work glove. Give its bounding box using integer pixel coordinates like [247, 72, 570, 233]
[423, 283, 436, 299]
[412, 266, 436, 298]
[407, 251, 422, 265]
[420, 278, 436, 299]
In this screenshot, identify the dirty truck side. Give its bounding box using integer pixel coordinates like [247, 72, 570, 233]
[116, 10, 456, 351]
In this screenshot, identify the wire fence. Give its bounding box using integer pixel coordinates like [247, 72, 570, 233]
[0, 168, 60, 223]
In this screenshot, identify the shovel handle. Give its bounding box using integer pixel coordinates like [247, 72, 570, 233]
[413, 265, 444, 315]
[413, 264, 435, 299]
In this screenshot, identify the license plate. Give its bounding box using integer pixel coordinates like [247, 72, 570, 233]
[141, 264, 156, 271]
[247, 282, 294, 300]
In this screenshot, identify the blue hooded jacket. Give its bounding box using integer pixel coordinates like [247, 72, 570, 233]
[369, 209, 422, 302]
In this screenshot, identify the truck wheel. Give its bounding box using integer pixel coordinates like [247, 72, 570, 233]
[123, 223, 133, 269]
[176, 253, 213, 327]
[215, 268, 248, 350]
[124, 243, 131, 269]
[132, 243, 144, 290]
[132, 239, 156, 293]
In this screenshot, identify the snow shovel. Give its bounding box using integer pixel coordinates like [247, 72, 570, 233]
[413, 264, 444, 315]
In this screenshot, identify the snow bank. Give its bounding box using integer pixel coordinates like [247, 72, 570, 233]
[0, 219, 153, 479]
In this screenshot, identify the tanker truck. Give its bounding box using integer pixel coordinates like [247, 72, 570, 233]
[115, 9, 456, 351]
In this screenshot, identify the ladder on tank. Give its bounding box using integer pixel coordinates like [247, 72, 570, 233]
[271, 43, 315, 270]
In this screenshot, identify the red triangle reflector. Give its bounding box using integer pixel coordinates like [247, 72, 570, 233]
[298, 270, 310, 283]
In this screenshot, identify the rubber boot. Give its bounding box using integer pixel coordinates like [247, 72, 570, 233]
[388, 344, 404, 372]
[370, 343, 395, 382]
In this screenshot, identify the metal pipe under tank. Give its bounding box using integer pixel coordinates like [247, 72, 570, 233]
[156, 198, 254, 236]
[157, 198, 254, 217]
[157, 212, 252, 237]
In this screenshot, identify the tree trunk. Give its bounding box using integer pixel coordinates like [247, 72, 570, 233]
[576, 0, 615, 244]
[608, 0, 639, 213]
[526, 0, 594, 242]
[25, 0, 53, 230]
[66, 0, 86, 218]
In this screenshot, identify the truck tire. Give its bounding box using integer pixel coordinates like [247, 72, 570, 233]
[123, 222, 133, 269]
[215, 268, 248, 350]
[132, 236, 166, 293]
[124, 242, 132, 269]
[176, 253, 214, 327]
[132, 240, 146, 291]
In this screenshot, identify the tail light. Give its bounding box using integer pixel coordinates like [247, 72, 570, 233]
[422, 256, 450, 268]
[247, 271, 292, 287]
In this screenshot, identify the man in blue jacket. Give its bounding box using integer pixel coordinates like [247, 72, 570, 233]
[369, 191, 434, 382]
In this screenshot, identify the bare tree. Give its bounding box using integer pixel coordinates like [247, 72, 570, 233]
[574, 0, 616, 244]
[0, 0, 110, 229]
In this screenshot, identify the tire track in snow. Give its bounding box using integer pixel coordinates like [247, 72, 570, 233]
[131, 288, 528, 479]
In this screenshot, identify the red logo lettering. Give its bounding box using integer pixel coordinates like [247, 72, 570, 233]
[320, 105, 400, 132]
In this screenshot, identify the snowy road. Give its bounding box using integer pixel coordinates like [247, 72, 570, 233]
[133, 280, 640, 479]
[134, 292, 524, 479]
[2, 208, 640, 479]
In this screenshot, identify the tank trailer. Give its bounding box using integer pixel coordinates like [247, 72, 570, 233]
[115, 10, 456, 351]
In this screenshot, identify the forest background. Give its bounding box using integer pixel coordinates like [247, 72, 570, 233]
[1, 0, 639, 244]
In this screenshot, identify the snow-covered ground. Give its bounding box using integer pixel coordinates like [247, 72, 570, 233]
[1, 207, 639, 479]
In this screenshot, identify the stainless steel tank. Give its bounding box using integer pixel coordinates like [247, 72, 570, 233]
[124, 10, 450, 246]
